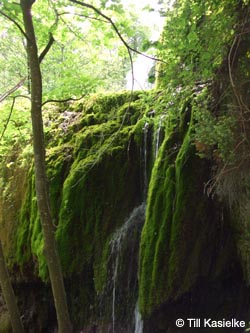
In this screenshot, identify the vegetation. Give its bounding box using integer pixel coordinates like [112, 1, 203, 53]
[1, 0, 250, 331]
[138, 0, 250, 317]
[0, 0, 152, 331]
[0, 241, 24, 333]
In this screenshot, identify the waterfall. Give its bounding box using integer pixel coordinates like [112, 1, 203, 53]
[134, 301, 143, 333]
[142, 121, 149, 198]
[109, 120, 155, 332]
[110, 204, 145, 333]
[155, 114, 165, 159]
[130, 121, 152, 333]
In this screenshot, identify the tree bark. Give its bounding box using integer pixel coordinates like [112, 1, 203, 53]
[20, 1, 72, 332]
[0, 241, 25, 333]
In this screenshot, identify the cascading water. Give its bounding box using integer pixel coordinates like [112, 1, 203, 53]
[134, 301, 143, 333]
[131, 121, 150, 333]
[109, 204, 145, 333]
[142, 121, 149, 198]
[155, 114, 166, 159]
[108, 120, 152, 333]
[132, 116, 166, 333]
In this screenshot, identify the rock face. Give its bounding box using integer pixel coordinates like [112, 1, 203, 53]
[0, 89, 249, 333]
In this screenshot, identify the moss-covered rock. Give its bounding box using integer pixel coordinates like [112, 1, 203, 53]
[12, 91, 146, 286]
[0, 312, 11, 333]
[1, 69, 248, 332]
[139, 99, 236, 317]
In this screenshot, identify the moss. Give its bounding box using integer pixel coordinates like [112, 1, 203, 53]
[16, 169, 35, 266]
[56, 137, 140, 282]
[80, 91, 141, 125]
[46, 144, 73, 221]
[15, 143, 73, 279]
[0, 158, 28, 264]
[13, 91, 147, 283]
[167, 128, 197, 293]
[15, 168, 47, 279]
[93, 236, 111, 294]
[139, 101, 218, 316]
[139, 130, 178, 315]
[151, 165, 175, 283]
[138, 97, 191, 315]
[0, 312, 11, 333]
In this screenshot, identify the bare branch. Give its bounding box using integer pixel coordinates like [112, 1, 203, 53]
[0, 77, 26, 103]
[0, 97, 16, 142]
[12, 94, 31, 101]
[42, 94, 86, 106]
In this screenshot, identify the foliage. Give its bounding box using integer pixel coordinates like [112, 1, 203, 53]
[0, 22, 26, 94]
[0, 0, 151, 101]
[136, 0, 250, 318]
[192, 88, 236, 162]
[0, 99, 32, 162]
[2, 0, 250, 329]
[0, 0, 152, 187]
[157, 0, 238, 89]
[155, 0, 250, 191]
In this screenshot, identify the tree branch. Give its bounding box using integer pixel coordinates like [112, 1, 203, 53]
[39, 33, 55, 64]
[60, 16, 88, 43]
[0, 77, 26, 103]
[69, 0, 166, 64]
[57, 11, 108, 23]
[42, 94, 86, 106]
[0, 10, 29, 40]
[73, 12, 108, 23]
[0, 97, 16, 142]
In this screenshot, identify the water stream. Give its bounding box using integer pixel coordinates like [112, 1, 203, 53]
[142, 121, 149, 198]
[155, 114, 165, 159]
[110, 204, 145, 333]
[109, 121, 152, 332]
[134, 301, 143, 333]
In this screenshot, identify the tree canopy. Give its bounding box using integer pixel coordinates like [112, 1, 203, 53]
[0, 0, 155, 160]
[0, 0, 151, 98]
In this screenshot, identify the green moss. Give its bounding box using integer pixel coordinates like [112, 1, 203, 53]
[56, 138, 140, 283]
[80, 91, 141, 125]
[15, 168, 48, 279]
[0, 312, 11, 333]
[167, 128, 196, 292]
[151, 165, 175, 286]
[139, 102, 216, 316]
[16, 169, 35, 266]
[139, 130, 178, 315]
[14, 91, 146, 283]
[93, 236, 111, 293]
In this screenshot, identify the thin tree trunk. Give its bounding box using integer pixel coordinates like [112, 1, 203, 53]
[0, 240, 25, 333]
[20, 1, 72, 332]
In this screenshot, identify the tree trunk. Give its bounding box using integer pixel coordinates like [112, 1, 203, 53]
[20, 1, 72, 332]
[0, 240, 25, 333]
